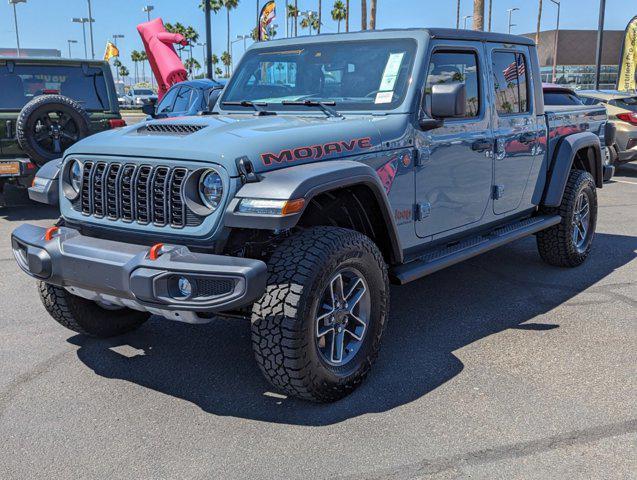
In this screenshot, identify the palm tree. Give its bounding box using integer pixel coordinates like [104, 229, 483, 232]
[119, 65, 130, 86]
[130, 50, 140, 84]
[184, 57, 201, 77]
[346, 0, 350, 32]
[199, 0, 223, 57]
[221, 50, 231, 77]
[361, 0, 367, 30]
[165, 22, 188, 58]
[184, 26, 200, 60]
[221, 0, 239, 67]
[318, 0, 322, 34]
[215, 66, 223, 77]
[536, 0, 543, 47]
[473, 0, 484, 31]
[138, 51, 148, 83]
[287, 4, 299, 37]
[301, 11, 320, 35]
[369, 0, 376, 29]
[331, 1, 347, 33]
[113, 58, 122, 82]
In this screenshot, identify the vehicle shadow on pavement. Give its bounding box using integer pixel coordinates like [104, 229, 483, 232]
[0, 205, 59, 222]
[67, 232, 637, 426]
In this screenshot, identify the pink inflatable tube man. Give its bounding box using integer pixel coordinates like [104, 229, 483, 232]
[137, 18, 189, 100]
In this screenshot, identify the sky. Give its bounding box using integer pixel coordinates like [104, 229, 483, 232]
[1, 0, 635, 70]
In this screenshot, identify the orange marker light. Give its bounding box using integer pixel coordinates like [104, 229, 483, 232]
[281, 198, 305, 216]
[44, 226, 59, 241]
[149, 243, 164, 261]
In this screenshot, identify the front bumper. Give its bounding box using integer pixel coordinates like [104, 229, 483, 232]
[11, 225, 267, 319]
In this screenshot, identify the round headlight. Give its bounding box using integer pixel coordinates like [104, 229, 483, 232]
[69, 160, 82, 193]
[198, 169, 223, 211]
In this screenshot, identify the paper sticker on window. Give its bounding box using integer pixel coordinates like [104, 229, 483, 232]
[375, 91, 394, 104]
[378, 52, 405, 92]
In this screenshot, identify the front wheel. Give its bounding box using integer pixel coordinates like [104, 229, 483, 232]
[38, 282, 150, 337]
[251, 227, 389, 402]
[536, 169, 598, 267]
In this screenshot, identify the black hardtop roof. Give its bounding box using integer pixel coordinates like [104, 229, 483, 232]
[0, 57, 110, 67]
[424, 28, 536, 46]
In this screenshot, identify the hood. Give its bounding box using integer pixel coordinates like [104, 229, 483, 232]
[65, 114, 394, 177]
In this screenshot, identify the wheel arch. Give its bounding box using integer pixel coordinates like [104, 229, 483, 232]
[224, 160, 403, 264]
[543, 132, 603, 207]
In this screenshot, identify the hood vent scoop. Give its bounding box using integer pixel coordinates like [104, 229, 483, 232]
[137, 124, 206, 135]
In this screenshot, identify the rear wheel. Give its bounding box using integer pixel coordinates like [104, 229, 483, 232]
[38, 282, 149, 337]
[536, 169, 597, 267]
[251, 227, 389, 402]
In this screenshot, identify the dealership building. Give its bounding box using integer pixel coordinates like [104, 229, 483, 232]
[522, 29, 625, 90]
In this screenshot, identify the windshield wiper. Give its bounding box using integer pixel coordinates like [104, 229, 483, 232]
[221, 100, 276, 116]
[282, 100, 343, 118]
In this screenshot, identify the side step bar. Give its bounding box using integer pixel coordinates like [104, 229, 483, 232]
[390, 215, 561, 285]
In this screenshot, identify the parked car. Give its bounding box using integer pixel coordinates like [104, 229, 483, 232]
[543, 84, 617, 180]
[13, 28, 611, 403]
[0, 57, 125, 203]
[578, 90, 637, 165]
[142, 78, 224, 119]
[122, 88, 157, 107]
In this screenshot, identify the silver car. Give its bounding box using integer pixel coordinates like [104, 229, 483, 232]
[122, 88, 158, 107]
[578, 90, 637, 164]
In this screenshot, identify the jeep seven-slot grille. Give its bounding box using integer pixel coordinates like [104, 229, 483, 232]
[78, 162, 195, 228]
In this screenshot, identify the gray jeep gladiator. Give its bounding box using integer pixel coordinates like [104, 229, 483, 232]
[12, 29, 614, 402]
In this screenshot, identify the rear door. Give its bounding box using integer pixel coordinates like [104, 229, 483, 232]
[487, 45, 541, 215]
[414, 42, 494, 238]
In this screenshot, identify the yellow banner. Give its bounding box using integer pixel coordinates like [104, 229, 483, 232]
[103, 41, 120, 62]
[617, 16, 637, 92]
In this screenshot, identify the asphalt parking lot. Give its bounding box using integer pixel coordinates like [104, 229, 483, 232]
[0, 165, 635, 479]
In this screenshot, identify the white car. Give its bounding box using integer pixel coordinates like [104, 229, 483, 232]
[123, 88, 157, 107]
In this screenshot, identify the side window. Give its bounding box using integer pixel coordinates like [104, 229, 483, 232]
[172, 87, 192, 112]
[492, 51, 529, 115]
[425, 51, 480, 118]
[156, 87, 179, 114]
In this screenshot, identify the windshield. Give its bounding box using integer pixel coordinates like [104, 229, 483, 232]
[0, 64, 110, 111]
[134, 89, 154, 96]
[609, 96, 637, 112]
[543, 91, 583, 106]
[220, 39, 417, 112]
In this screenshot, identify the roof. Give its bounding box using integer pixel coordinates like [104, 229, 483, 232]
[253, 27, 535, 48]
[577, 90, 637, 100]
[0, 56, 109, 66]
[182, 78, 224, 89]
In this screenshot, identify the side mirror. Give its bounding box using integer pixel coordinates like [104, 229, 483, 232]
[141, 102, 156, 117]
[207, 89, 222, 111]
[419, 83, 467, 131]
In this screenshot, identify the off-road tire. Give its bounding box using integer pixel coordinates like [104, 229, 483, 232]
[251, 226, 389, 402]
[537, 169, 597, 267]
[17, 95, 90, 166]
[38, 282, 149, 337]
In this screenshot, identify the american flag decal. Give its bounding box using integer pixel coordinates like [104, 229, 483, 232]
[503, 54, 526, 83]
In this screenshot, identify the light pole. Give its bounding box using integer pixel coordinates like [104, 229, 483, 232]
[9, 0, 26, 57]
[594, 0, 607, 90]
[72, 18, 93, 59]
[488, 0, 493, 32]
[67, 39, 78, 58]
[197, 42, 207, 67]
[550, 0, 561, 83]
[507, 8, 519, 34]
[463, 15, 472, 30]
[231, 36, 247, 73]
[143, 5, 154, 21]
[86, 0, 95, 59]
[112, 35, 125, 83]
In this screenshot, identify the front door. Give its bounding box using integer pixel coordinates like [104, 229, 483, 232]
[415, 43, 494, 238]
[487, 45, 540, 215]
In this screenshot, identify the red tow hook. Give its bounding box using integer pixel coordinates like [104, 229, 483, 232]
[148, 243, 165, 261]
[44, 226, 59, 241]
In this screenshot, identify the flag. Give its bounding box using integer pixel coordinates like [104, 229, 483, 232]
[503, 54, 526, 83]
[259, 1, 276, 41]
[617, 16, 637, 92]
[104, 41, 120, 61]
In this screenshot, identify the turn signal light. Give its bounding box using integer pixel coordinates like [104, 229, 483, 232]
[616, 112, 637, 126]
[149, 243, 164, 261]
[281, 198, 306, 215]
[109, 119, 127, 128]
[44, 226, 59, 241]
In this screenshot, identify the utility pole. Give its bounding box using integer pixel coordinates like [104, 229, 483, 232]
[204, 0, 213, 79]
[487, 0, 493, 32]
[456, 0, 461, 29]
[87, 0, 95, 59]
[473, 0, 484, 31]
[550, 0, 561, 83]
[507, 8, 519, 34]
[9, 0, 26, 57]
[535, 0, 543, 47]
[594, 0, 607, 90]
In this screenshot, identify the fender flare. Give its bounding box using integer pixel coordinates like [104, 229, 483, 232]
[543, 132, 602, 207]
[224, 160, 403, 263]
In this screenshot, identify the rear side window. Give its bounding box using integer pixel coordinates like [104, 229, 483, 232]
[0, 64, 109, 111]
[492, 52, 529, 115]
[156, 86, 179, 114]
[609, 97, 637, 112]
[580, 97, 603, 106]
[543, 91, 583, 106]
[172, 87, 193, 112]
[425, 51, 480, 117]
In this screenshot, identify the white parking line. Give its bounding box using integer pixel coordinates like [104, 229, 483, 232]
[614, 179, 637, 185]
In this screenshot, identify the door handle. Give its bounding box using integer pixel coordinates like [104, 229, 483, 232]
[471, 138, 493, 152]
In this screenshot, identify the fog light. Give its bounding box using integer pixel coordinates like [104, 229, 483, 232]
[177, 277, 193, 298]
